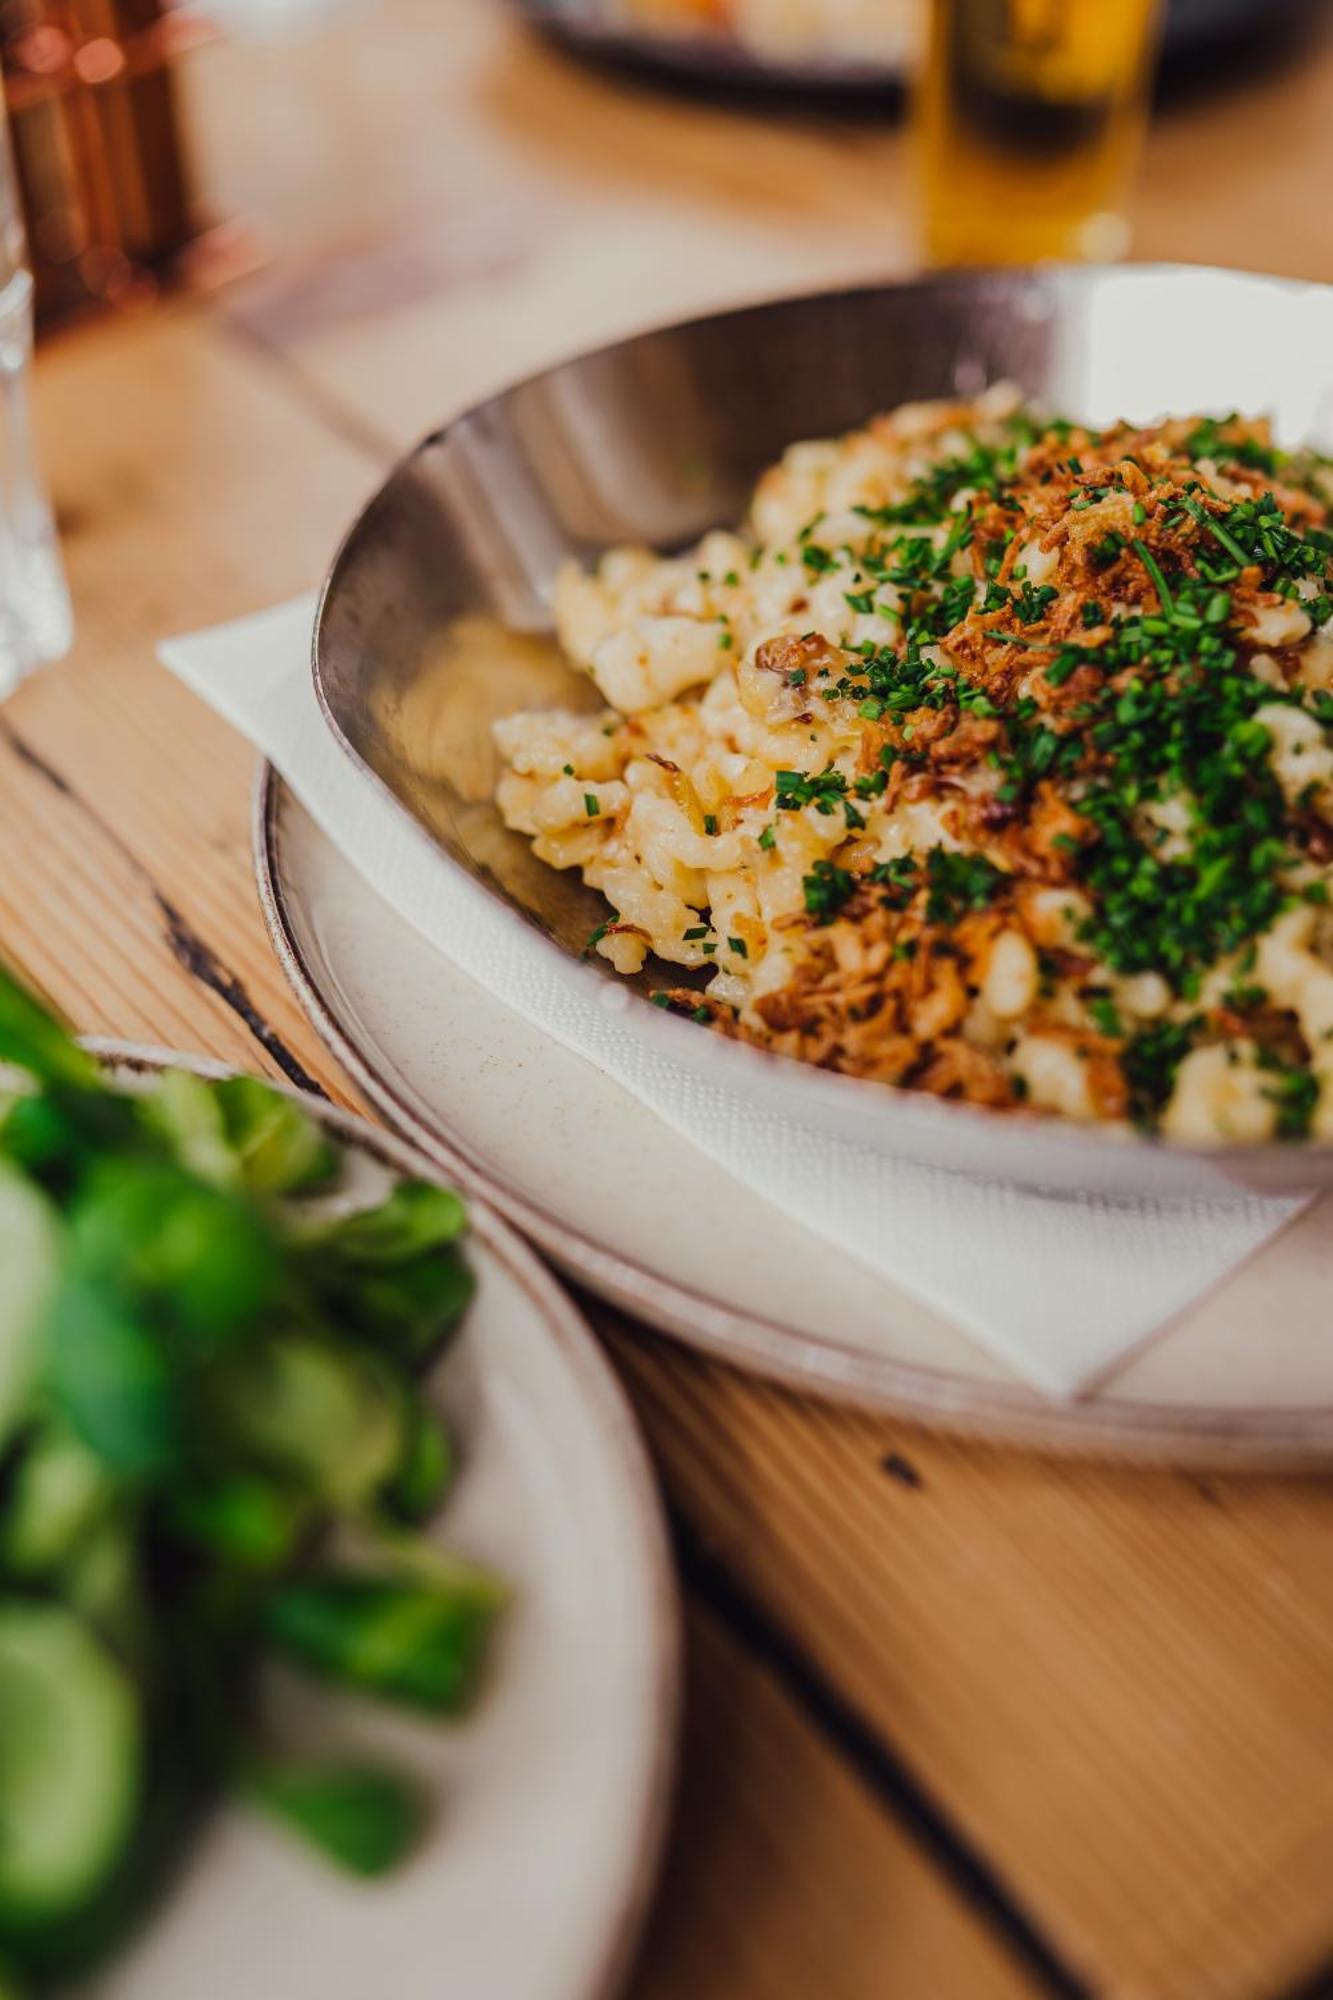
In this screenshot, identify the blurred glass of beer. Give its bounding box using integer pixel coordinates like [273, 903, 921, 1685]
[919, 0, 1163, 266]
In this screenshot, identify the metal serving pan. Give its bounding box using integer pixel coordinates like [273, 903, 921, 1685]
[313, 264, 1333, 1198]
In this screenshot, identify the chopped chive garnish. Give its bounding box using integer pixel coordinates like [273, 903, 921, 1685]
[1131, 539, 1174, 616]
[509, 402, 1333, 1142]
[1182, 496, 1251, 568]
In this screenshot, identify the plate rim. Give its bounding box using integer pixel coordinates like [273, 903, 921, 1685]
[253, 763, 1333, 1470]
[81, 1034, 681, 2000]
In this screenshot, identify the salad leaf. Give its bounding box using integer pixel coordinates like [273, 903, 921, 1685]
[320, 1251, 476, 1367]
[60, 1512, 148, 1668]
[0, 969, 497, 1983]
[307, 1182, 467, 1265]
[214, 1335, 406, 1508]
[46, 1277, 179, 1481]
[0, 1163, 61, 1445]
[248, 1760, 424, 1877]
[165, 1475, 309, 1573]
[139, 1071, 242, 1192]
[150, 1073, 336, 1198]
[0, 973, 100, 1095]
[69, 1162, 284, 1353]
[213, 1077, 337, 1195]
[0, 1428, 113, 1578]
[266, 1567, 504, 1714]
[382, 1394, 454, 1524]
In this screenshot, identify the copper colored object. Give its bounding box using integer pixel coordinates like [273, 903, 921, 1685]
[1, 1, 217, 328]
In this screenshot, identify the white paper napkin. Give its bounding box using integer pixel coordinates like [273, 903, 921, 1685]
[160, 598, 1307, 1397]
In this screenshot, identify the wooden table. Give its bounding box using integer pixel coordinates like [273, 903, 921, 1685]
[10, 4, 1333, 1993]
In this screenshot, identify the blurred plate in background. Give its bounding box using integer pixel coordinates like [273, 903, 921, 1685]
[517, 0, 1321, 93]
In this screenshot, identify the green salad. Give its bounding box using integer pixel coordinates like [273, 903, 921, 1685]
[0, 969, 503, 1994]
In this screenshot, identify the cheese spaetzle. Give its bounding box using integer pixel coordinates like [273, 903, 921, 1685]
[494, 391, 1333, 1142]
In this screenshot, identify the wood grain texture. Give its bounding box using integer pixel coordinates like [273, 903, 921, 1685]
[633, 1608, 1034, 2000]
[607, 1315, 1333, 2000]
[6, 307, 378, 1087]
[10, 3, 1333, 1995]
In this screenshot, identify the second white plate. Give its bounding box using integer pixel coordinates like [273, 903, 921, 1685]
[82, 1046, 676, 2000]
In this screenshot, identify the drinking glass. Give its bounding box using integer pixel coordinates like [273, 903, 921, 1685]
[0, 84, 71, 697]
[918, 0, 1164, 268]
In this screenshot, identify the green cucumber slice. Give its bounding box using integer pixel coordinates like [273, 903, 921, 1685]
[0, 1165, 61, 1445]
[0, 1429, 112, 1577]
[0, 1604, 141, 1925]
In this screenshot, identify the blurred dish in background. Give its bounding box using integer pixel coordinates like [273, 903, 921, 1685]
[518, 0, 915, 86]
[518, 0, 1319, 92]
[614, 0, 919, 77]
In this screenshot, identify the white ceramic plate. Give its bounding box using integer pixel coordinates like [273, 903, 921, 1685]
[76, 1047, 677, 2000]
[255, 769, 1333, 1469]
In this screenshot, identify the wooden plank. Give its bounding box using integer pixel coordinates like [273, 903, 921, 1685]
[633, 1606, 1037, 2000]
[604, 1316, 1333, 2000]
[8, 304, 380, 1088]
[187, 0, 918, 450]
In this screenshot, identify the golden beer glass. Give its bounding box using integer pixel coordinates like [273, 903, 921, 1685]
[919, 0, 1164, 266]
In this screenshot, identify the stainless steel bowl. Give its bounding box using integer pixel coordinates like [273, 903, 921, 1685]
[314, 264, 1333, 1198]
